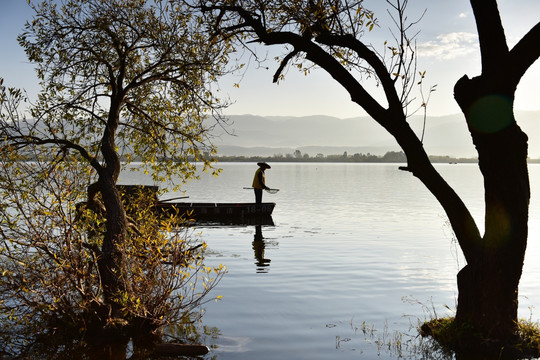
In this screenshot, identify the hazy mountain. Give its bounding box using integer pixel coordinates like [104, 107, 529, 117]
[213, 111, 540, 158]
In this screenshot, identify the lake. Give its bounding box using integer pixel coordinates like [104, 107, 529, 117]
[121, 162, 540, 359]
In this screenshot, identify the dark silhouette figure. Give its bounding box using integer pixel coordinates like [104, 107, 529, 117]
[252, 225, 271, 273]
[252, 162, 271, 203]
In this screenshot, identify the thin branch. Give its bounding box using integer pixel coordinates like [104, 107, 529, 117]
[273, 49, 300, 83]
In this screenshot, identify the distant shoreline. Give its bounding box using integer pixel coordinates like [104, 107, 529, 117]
[214, 156, 477, 164]
[213, 151, 476, 164]
[212, 151, 540, 164]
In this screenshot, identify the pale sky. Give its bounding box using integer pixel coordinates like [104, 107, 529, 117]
[1, 0, 539, 118]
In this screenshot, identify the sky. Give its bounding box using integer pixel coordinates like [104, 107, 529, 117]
[1, 0, 539, 119]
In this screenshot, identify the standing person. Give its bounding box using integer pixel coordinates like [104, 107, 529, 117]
[252, 162, 271, 204]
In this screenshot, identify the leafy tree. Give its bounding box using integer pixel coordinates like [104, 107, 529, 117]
[0, 0, 230, 349]
[199, 0, 540, 353]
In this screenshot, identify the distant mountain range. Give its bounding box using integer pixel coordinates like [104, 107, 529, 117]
[213, 111, 540, 158]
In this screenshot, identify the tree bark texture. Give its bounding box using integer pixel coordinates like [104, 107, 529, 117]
[95, 94, 131, 318]
[97, 175, 130, 317]
[453, 73, 530, 343]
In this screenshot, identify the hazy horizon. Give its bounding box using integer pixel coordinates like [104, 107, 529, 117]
[213, 111, 540, 159]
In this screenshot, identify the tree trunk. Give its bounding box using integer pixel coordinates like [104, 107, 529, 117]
[96, 96, 131, 319]
[97, 175, 131, 318]
[453, 74, 530, 346]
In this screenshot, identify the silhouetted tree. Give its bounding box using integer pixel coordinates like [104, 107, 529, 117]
[199, 0, 540, 351]
[0, 0, 230, 346]
[452, 0, 540, 346]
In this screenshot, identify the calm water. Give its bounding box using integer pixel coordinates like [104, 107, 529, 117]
[121, 163, 540, 359]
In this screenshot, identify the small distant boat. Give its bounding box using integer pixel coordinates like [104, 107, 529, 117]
[155, 201, 276, 222]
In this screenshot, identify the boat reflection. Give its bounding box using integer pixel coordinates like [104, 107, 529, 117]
[187, 215, 274, 227]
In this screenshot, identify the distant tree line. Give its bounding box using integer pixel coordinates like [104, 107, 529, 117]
[213, 150, 481, 163]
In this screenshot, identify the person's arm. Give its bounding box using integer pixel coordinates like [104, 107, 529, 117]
[258, 171, 269, 190]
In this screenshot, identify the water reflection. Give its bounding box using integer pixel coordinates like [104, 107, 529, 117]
[253, 225, 271, 273]
[0, 321, 219, 359]
[187, 216, 275, 273]
[190, 215, 275, 227]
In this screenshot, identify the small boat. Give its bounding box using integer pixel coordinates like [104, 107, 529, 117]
[117, 185, 275, 224]
[156, 201, 276, 221]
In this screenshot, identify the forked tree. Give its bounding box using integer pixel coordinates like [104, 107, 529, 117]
[198, 0, 540, 352]
[0, 0, 230, 346]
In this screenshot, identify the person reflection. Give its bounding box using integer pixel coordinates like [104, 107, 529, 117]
[252, 225, 271, 273]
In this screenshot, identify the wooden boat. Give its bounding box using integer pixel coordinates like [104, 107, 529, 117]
[155, 201, 276, 222]
[117, 185, 275, 224]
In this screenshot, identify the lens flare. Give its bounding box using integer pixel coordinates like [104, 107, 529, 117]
[468, 95, 513, 133]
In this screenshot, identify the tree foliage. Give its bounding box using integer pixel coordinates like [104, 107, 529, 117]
[0, 0, 231, 352]
[17, 0, 231, 181]
[0, 144, 224, 355]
